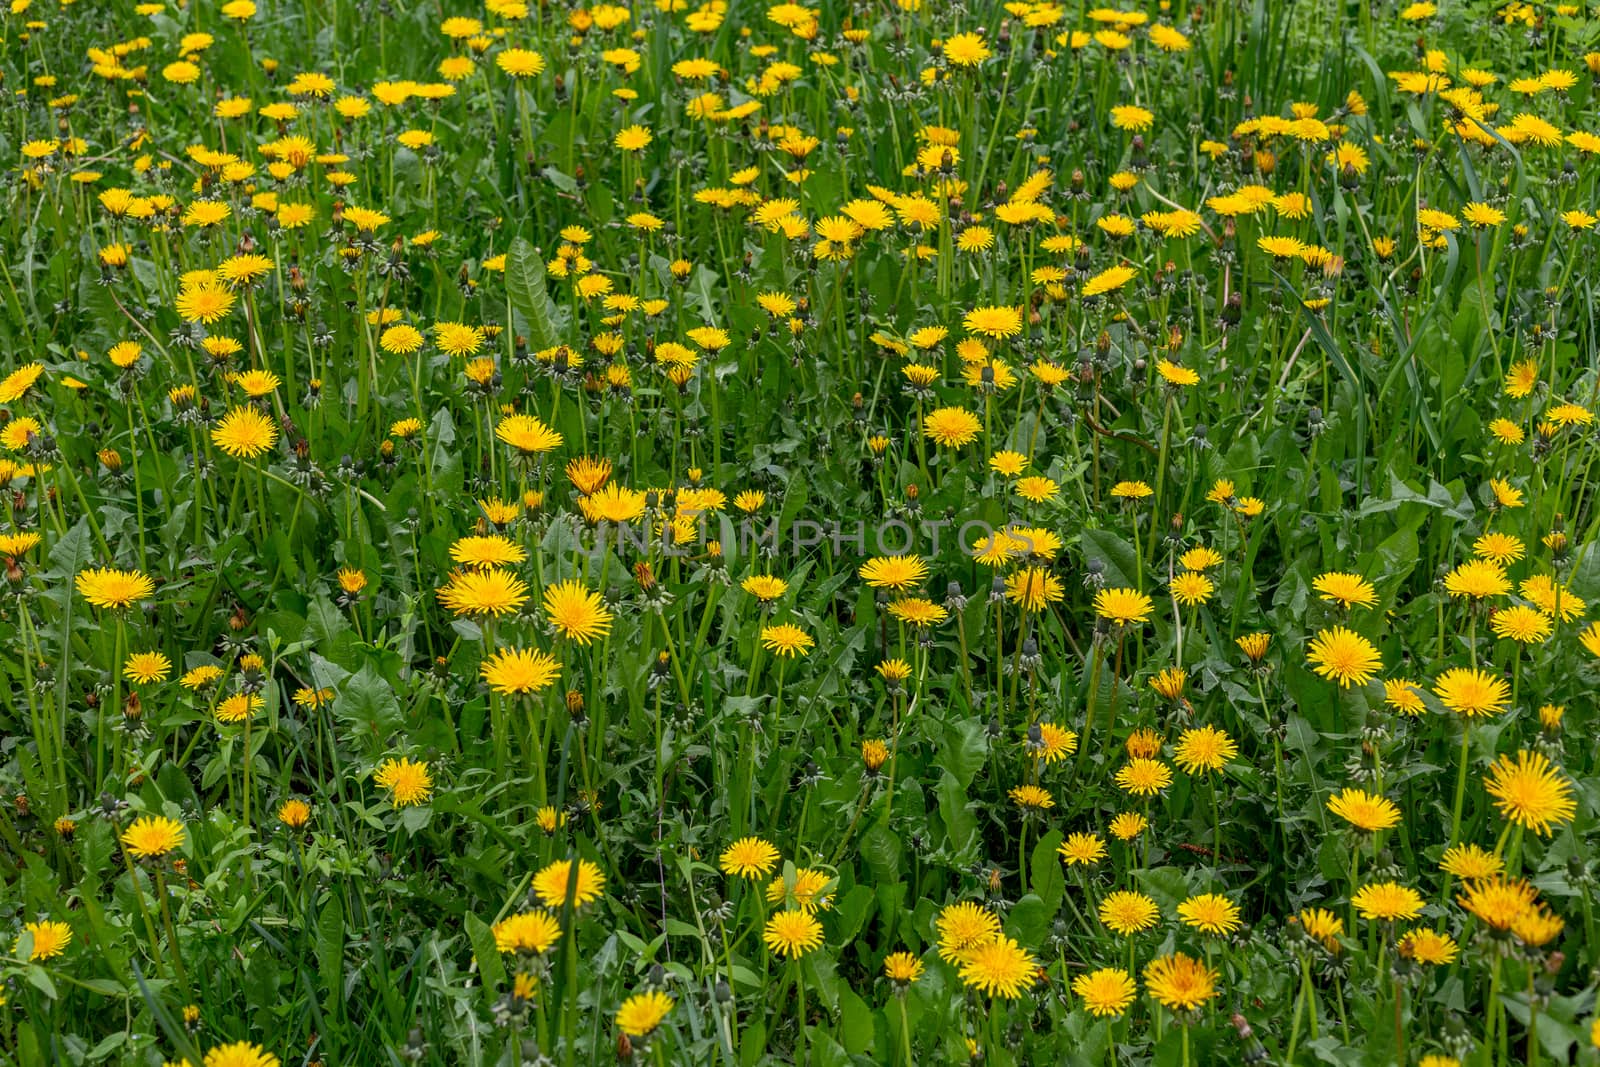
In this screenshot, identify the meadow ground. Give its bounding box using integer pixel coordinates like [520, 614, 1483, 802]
[2, 0, 1600, 1064]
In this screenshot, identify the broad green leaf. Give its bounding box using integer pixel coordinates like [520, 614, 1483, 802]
[936, 772, 977, 862]
[938, 717, 988, 790]
[331, 663, 403, 752]
[317, 896, 344, 1017]
[861, 819, 901, 884]
[505, 236, 562, 351]
[836, 986, 874, 1055]
[465, 912, 507, 1000]
[1029, 830, 1065, 915]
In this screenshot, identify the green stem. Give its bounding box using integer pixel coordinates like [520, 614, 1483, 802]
[794, 961, 808, 1067]
[1443, 723, 1473, 907]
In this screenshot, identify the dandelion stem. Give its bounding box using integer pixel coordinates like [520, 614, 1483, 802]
[897, 996, 912, 1067]
[1446, 723, 1473, 881]
[123, 853, 165, 982]
[1150, 395, 1174, 568]
[153, 867, 188, 993]
[794, 959, 808, 1067]
[1210, 776, 1222, 868]
[1077, 641, 1104, 779]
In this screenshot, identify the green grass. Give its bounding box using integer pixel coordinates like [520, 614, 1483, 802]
[1, 0, 1600, 1064]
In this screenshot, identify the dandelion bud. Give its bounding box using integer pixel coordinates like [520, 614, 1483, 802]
[1538, 704, 1564, 732]
[1439, 1014, 1471, 1059]
[1221, 291, 1243, 327]
[1130, 136, 1148, 170]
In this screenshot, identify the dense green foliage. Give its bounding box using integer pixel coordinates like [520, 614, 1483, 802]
[3, 0, 1600, 1065]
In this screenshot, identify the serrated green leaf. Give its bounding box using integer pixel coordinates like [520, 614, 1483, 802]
[505, 236, 562, 351]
